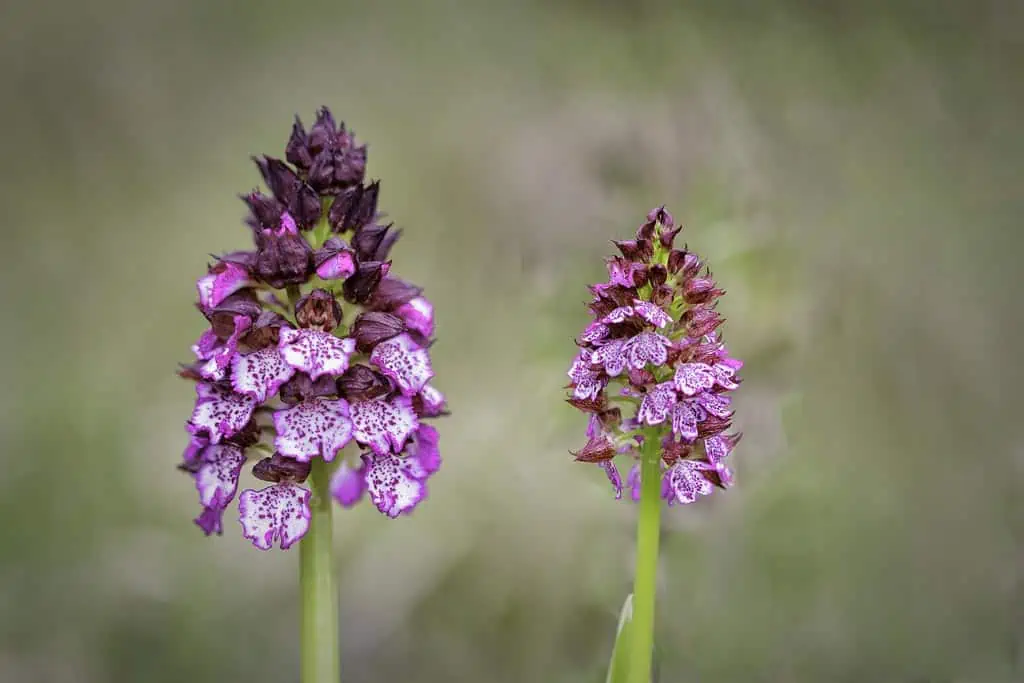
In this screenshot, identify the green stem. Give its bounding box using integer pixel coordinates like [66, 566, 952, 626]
[286, 284, 302, 308]
[626, 439, 662, 683]
[300, 458, 340, 683]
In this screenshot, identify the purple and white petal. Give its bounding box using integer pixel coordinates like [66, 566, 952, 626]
[195, 506, 228, 535]
[602, 306, 634, 324]
[182, 434, 209, 464]
[695, 391, 732, 418]
[568, 354, 590, 382]
[193, 316, 252, 381]
[272, 398, 353, 462]
[600, 460, 623, 499]
[720, 356, 743, 372]
[330, 458, 367, 507]
[194, 444, 246, 509]
[350, 396, 419, 455]
[192, 329, 220, 361]
[712, 461, 735, 488]
[703, 435, 735, 465]
[637, 382, 677, 425]
[197, 358, 227, 381]
[316, 250, 356, 280]
[625, 332, 671, 370]
[417, 384, 447, 417]
[569, 354, 606, 400]
[573, 373, 605, 401]
[279, 328, 356, 380]
[197, 261, 253, 312]
[191, 444, 246, 535]
[632, 300, 671, 329]
[608, 260, 643, 287]
[671, 401, 700, 442]
[238, 484, 311, 550]
[364, 452, 428, 518]
[666, 460, 714, 505]
[404, 424, 441, 479]
[712, 363, 740, 390]
[578, 322, 609, 344]
[370, 333, 433, 396]
[231, 346, 296, 403]
[592, 339, 628, 377]
[395, 297, 435, 338]
[673, 362, 716, 396]
[188, 384, 256, 444]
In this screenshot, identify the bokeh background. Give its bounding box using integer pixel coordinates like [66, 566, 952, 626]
[2, 1, 1021, 681]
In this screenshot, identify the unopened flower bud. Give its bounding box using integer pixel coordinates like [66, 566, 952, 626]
[350, 311, 405, 351]
[342, 260, 391, 304]
[668, 249, 702, 279]
[328, 181, 379, 233]
[278, 372, 338, 405]
[683, 306, 723, 337]
[308, 107, 340, 154]
[241, 311, 290, 349]
[566, 395, 607, 413]
[659, 223, 682, 249]
[309, 146, 367, 194]
[683, 277, 724, 305]
[352, 223, 402, 262]
[285, 116, 313, 170]
[295, 289, 343, 331]
[365, 276, 421, 311]
[254, 156, 299, 205]
[648, 264, 668, 287]
[252, 454, 312, 484]
[571, 434, 617, 463]
[336, 363, 393, 401]
[660, 437, 692, 465]
[208, 291, 261, 338]
[613, 240, 642, 260]
[242, 192, 284, 231]
[253, 156, 322, 229]
[646, 205, 675, 230]
[254, 213, 313, 288]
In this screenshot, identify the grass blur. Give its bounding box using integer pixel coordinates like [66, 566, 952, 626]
[1, 1, 1021, 681]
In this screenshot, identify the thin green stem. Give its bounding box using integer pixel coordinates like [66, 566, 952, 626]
[286, 284, 302, 308]
[626, 439, 662, 683]
[300, 458, 340, 683]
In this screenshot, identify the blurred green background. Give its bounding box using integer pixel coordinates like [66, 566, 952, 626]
[1, 1, 1021, 681]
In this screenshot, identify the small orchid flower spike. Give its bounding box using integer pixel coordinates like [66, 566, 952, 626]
[177, 107, 448, 550]
[566, 206, 742, 506]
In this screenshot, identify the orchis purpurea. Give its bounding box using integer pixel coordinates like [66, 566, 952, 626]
[565, 206, 741, 683]
[178, 107, 448, 551]
[566, 205, 741, 506]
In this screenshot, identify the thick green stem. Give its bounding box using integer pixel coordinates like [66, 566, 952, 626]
[626, 441, 662, 683]
[300, 458, 340, 683]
